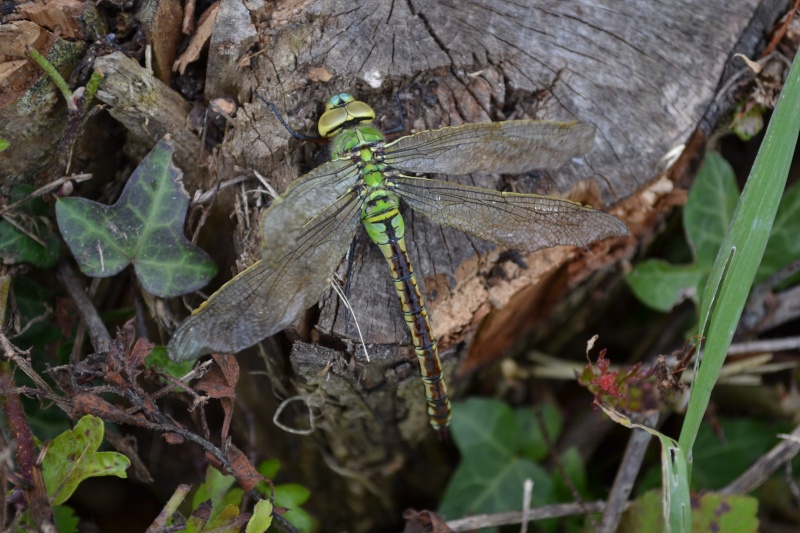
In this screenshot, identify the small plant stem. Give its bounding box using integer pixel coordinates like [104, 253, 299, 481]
[27, 47, 75, 111]
[0, 340, 53, 528]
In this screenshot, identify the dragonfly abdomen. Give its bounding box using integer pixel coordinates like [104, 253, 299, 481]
[361, 189, 452, 433]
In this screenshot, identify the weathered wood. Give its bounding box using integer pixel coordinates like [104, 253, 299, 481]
[197, 0, 788, 528]
[0, 35, 85, 189]
[93, 52, 208, 187]
[138, 0, 183, 84]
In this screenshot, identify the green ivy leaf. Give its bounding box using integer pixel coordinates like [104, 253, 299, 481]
[42, 415, 130, 505]
[760, 181, 800, 282]
[627, 152, 800, 313]
[626, 260, 706, 312]
[0, 137, 9, 151]
[515, 404, 563, 462]
[625, 153, 738, 312]
[245, 500, 273, 533]
[55, 137, 216, 297]
[439, 398, 557, 521]
[0, 185, 60, 268]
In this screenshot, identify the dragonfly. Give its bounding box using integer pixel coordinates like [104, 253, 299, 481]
[167, 92, 630, 435]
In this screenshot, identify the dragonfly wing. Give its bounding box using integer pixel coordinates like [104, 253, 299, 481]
[261, 157, 360, 267]
[392, 176, 629, 252]
[383, 121, 595, 175]
[167, 192, 362, 361]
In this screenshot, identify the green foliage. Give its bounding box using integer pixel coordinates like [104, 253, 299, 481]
[0, 137, 9, 151]
[190, 461, 313, 533]
[192, 466, 242, 524]
[245, 500, 274, 533]
[625, 153, 800, 313]
[52, 505, 79, 533]
[438, 399, 575, 523]
[619, 490, 758, 533]
[42, 415, 130, 505]
[185, 502, 242, 533]
[56, 137, 216, 298]
[255, 460, 313, 532]
[692, 418, 786, 490]
[679, 47, 800, 463]
[145, 345, 195, 381]
[599, 405, 691, 532]
[0, 185, 60, 268]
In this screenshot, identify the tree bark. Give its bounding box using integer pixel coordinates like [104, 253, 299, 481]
[87, 0, 789, 529]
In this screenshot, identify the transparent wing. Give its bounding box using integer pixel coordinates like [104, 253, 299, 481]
[383, 121, 595, 175]
[167, 192, 362, 361]
[261, 157, 360, 267]
[391, 176, 629, 252]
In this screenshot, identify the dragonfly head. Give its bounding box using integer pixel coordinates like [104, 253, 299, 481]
[318, 93, 376, 137]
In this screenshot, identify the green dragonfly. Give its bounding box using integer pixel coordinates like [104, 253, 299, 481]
[167, 93, 630, 434]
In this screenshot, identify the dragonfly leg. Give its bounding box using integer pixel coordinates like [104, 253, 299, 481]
[381, 81, 420, 135]
[255, 93, 326, 143]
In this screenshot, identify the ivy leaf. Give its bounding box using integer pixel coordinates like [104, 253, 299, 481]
[42, 415, 130, 505]
[55, 136, 216, 297]
[0, 185, 60, 268]
[626, 153, 738, 312]
[627, 152, 800, 313]
[438, 399, 556, 520]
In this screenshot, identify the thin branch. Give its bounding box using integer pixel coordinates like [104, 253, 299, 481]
[721, 423, 800, 495]
[56, 260, 111, 353]
[598, 411, 659, 532]
[446, 501, 608, 531]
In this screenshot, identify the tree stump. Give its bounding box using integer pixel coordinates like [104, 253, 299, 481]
[81, 0, 787, 529]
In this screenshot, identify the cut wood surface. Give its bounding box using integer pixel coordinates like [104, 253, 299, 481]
[177, 4, 788, 525]
[199, 0, 786, 447]
[0, 0, 789, 529]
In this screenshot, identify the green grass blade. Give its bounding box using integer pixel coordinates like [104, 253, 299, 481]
[678, 50, 800, 456]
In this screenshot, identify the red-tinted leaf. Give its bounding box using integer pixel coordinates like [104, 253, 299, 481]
[227, 443, 263, 492]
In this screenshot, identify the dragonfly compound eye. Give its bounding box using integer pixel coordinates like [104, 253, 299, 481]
[318, 99, 376, 138]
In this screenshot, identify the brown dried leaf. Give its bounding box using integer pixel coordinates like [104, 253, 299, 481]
[72, 393, 150, 427]
[162, 432, 185, 445]
[173, 2, 219, 75]
[195, 354, 238, 399]
[127, 337, 153, 380]
[226, 442, 262, 492]
[195, 354, 239, 440]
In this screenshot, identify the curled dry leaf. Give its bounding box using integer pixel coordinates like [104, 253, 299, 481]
[173, 2, 220, 75]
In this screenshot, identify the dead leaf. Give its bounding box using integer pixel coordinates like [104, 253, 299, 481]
[73, 393, 151, 427]
[162, 433, 185, 445]
[226, 442, 262, 492]
[195, 354, 238, 440]
[173, 2, 220, 75]
[195, 354, 238, 399]
[402, 509, 453, 533]
[307, 67, 333, 82]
